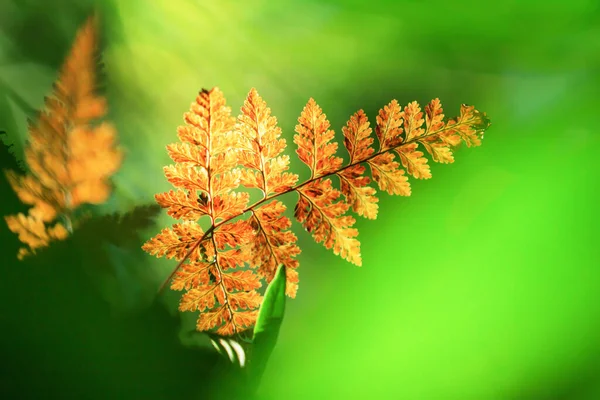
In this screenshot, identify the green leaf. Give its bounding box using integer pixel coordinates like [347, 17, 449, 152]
[248, 264, 287, 389]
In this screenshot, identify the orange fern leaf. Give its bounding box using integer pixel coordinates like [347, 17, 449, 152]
[338, 164, 379, 219]
[338, 110, 379, 219]
[397, 143, 432, 180]
[145, 87, 491, 336]
[235, 88, 301, 296]
[368, 152, 412, 196]
[375, 99, 404, 151]
[294, 98, 343, 178]
[295, 178, 361, 266]
[143, 88, 261, 335]
[4, 15, 122, 259]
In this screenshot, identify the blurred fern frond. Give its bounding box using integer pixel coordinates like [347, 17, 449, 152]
[3, 15, 122, 259]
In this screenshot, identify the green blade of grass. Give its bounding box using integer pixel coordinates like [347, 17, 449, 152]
[248, 264, 287, 391]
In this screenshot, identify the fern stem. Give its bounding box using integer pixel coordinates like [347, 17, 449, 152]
[209, 234, 238, 334]
[157, 119, 475, 294]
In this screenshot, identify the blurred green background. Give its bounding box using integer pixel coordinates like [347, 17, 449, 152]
[1, 0, 599, 399]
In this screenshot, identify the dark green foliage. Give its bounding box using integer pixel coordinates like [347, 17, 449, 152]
[0, 175, 251, 399]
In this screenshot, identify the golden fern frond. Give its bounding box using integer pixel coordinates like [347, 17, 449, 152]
[144, 87, 491, 335]
[4, 15, 122, 259]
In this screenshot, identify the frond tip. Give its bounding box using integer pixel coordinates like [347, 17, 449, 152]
[144, 87, 491, 336]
